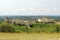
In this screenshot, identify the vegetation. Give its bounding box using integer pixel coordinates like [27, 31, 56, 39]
[0, 22, 60, 33]
[0, 22, 15, 32]
[0, 33, 60, 40]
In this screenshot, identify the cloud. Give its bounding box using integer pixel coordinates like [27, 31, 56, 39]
[16, 8, 60, 13]
[0, 0, 60, 15]
[0, 0, 16, 12]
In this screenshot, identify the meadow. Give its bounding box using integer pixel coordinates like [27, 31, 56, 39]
[0, 33, 60, 40]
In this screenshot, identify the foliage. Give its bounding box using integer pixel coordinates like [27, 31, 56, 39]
[0, 22, 60, 33]
[0, 22, 15, 32]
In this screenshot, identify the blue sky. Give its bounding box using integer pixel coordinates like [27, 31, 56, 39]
[0, 0, 60, 16]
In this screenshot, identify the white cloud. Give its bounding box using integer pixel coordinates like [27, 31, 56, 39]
[0, 0, 16, 12]
[16, 8, 60, 13]
[0, 0, 60, 15]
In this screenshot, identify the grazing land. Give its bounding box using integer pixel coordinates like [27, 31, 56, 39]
[0, 33, 60, 40]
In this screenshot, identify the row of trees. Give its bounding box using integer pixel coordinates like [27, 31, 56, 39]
[0, 22, 60, 33]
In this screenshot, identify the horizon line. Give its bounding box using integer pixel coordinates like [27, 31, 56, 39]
[0, 15, 60, 16]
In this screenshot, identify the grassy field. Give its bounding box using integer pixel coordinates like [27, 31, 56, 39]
[0, 33, 60, 40]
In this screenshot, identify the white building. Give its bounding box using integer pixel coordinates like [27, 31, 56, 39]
[37, 17, 56, 23]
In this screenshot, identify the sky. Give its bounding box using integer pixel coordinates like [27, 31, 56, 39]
[0, 0, 60, 16]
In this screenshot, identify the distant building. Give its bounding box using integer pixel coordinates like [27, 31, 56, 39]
[4, 17, 10, 23]
[37, 17, 56, 24]
[11, 18, 24, 25]
[24, 19, 36, 24]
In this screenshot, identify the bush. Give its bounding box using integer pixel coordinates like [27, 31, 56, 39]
[0, 22, 15, 32]
[0, 22, 60, 33]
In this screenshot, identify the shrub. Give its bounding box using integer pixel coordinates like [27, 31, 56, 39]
[0, 22, 60, 33]
[0, 22, 15, 32]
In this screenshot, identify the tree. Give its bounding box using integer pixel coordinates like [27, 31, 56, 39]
[0, 22, 15, 32]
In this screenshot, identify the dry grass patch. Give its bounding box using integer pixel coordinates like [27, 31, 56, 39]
[0, 33, 60, 40]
